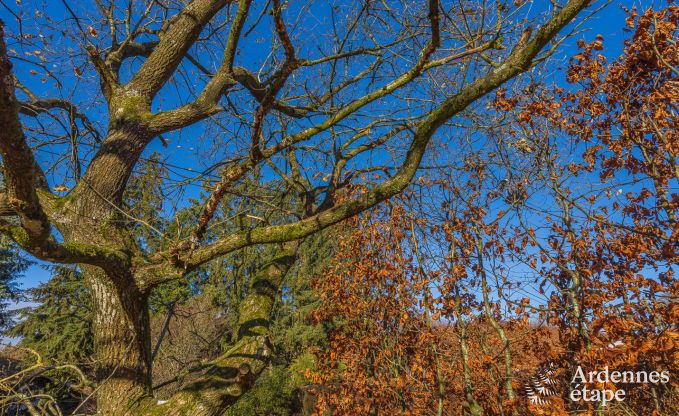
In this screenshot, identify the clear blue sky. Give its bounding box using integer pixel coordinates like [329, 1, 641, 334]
[2, 0, 660, 291]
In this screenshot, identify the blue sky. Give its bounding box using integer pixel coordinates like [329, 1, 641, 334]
[1, 0, 662, 293]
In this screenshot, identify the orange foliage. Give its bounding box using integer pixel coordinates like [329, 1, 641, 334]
[308, 4, 678, 415]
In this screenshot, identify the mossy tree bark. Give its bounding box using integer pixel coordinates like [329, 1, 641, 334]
[131, 243, 298, 416]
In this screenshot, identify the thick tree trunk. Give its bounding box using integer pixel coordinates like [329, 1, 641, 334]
[76, 243, 298, 415]
[72, 127, 149, 213]
[83, 265, 152, 414]
[50, 125, 155, 414]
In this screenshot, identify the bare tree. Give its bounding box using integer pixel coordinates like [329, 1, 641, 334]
[0, 0, 593, 414]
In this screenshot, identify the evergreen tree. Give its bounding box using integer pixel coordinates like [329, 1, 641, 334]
[8, 266, 93, 364]
[0, 234, 28, 332]
[0, 168, 30, 332]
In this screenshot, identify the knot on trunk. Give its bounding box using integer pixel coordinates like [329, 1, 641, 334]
[236, 363, 253, 389]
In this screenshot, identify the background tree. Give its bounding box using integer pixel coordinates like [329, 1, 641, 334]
[8, 266, 92, 365]
[0, 171, 30, 332]
[0, 234, 28, 332]
[310, 195, 564, 416]
[308, 4, 677, 415]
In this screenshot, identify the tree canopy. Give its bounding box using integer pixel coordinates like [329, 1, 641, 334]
[2, 1, 675, 415]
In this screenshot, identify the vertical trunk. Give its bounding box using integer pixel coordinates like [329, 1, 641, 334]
[76, 237, 296, 415]
[424, 289, 446, 416]
[566, 271, 590, 351]
[409, 219, 446, 416]
[428, 299, 446, 416]
[60, 123, 154, 413]
[474, 230, 516, 415]
[72, 127, 148, 212]
[236, 243, 295, 338]
[83, 265, 152, 414]
[449, 237, 483, 416]
[454, 285, 484, 416]
[562, 205, 591, 353]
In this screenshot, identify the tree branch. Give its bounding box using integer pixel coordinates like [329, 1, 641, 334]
[0, 23, 130, 270]
[144, 0, 253, 135]
[18, 92, 101, 142]
[153, 0, 591, 273]
[126, 0, 232, 99]
[0, 21, 51, 242]
[135, 243, 298, 415]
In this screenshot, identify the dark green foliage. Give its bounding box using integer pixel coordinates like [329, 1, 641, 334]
[125, 152, 169, 249]
[8, 266, 93, 364]
[0, 233, 29, 332]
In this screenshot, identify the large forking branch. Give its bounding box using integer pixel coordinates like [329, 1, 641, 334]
[139, 0, 397, 136]
[139, 0, 256, 133]
[85, 0, 234, 103]
[71, 0, 246, 210]
[174, 0, 482, 251]
[123, 0, 233, 100]
[0, 22, 130, 270]
[140, 0, 593, 288]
